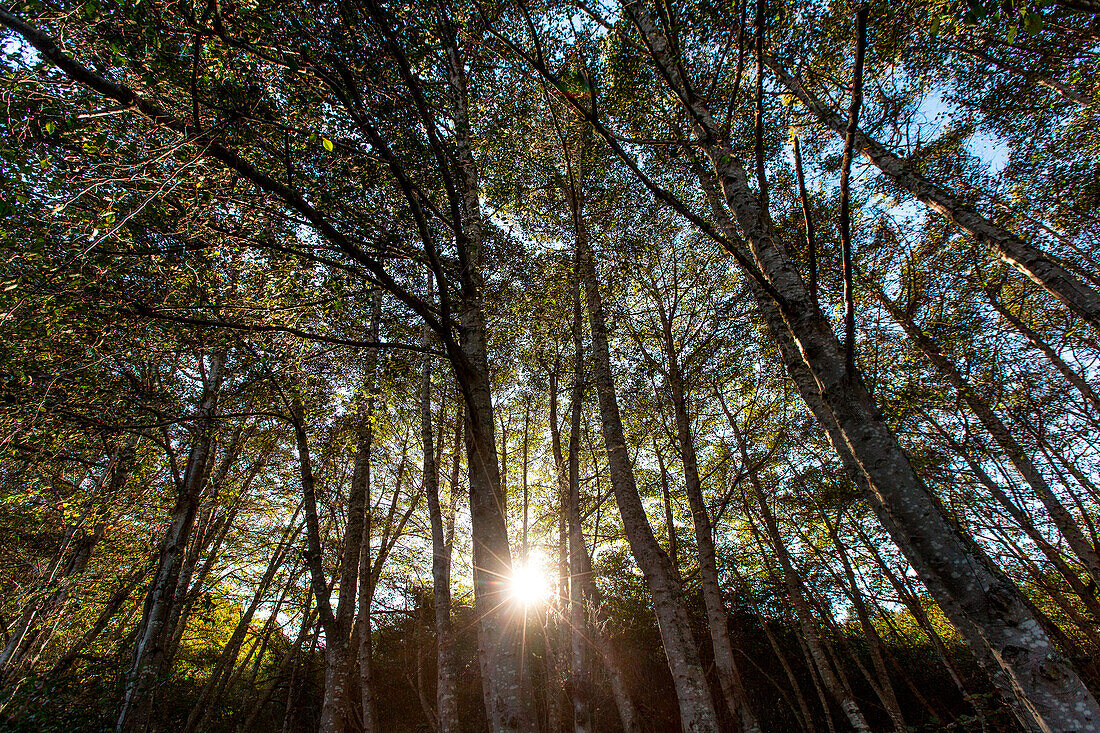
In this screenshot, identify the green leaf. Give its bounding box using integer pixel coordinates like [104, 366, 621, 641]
[930, 14, 941, 36]
[44, 121, 55, 134]
[1005, 24, 1018, 42]
[322, 137, 334, 152]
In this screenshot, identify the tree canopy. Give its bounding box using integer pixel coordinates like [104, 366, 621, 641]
[1, 0, 1099, 730]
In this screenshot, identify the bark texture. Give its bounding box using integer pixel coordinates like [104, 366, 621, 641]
[445, 21, 535, 731]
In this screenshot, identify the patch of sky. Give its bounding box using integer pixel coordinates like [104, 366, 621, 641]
[2, 33, 37, 66]
[918, 86, 1011, 178]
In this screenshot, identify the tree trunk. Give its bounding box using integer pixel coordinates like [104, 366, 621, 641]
[444, 22, 534, 730]
[735, 427, 871, 733]
[658, 306, 759, 732]
[623, 9, 1100, 727]
[851, 520, 992, 725]
[51, 564, 147, 676]
[162, 425, 248, 666]
[653, 438, 681, 575]
[789, 600, 840, 733]
[930, 417, 1100, 619]
[117, 351, 225, 733]
[501, 416, 509, 534]
[282, 604, 322, 733]
[319, 295, 381, 733]
[549, 359, 641, 733]
[727, 560, 817, 732]
[567, 271, 593, 733]
[824, 517, 907, 731]
[163, 504, 239, 669]
[290, 379, 345, 733]
[183, 507, 302, 733]
[982, 283, 1100, 421]
[357, 292, 384, 733]
[241, 563, 299, 696]
[2, 434, 138, 678]
[238, 599, 316, 733]
[425, 319, 458, 733]
[575, 194, 720, 732]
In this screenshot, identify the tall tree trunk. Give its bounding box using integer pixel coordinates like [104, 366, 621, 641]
[575, 193, 720, 732]
[162, 425, 248, 666]
[851, 520, 992, 725]
[653, 438, 681, 574]
[425, 320, 458, 733]
[237, 598, 315, 733]
[240, 563, 300, 698]
[117, 352, 225, 733]
[953, 44, 1097, 109]
[358, 414, 424, 733]
[163, 504, 240, 669]
[929, 416, 1100, 618]
[357, 292, 384, 733]
[282, 604, 322, 733]
[823, 517, 907, 731]
[623, 9, 1100, 727]
[566, 271, 593, 733]
[446, 23, 535, 725]
[545, 383, 566, 733]
[51, 564, 147, 676]
[550, 360, 641, 733]
[1, 434, 138, 678]
[658, 307, 759, 732]
[521, 400, 530, 561]
[549, 368, 569, 733]
[981, 283, 1100, 421]
[789, 592, 841, 733]
[289, 375, 349, 733]
[319, 295, 381, 733]
[727, 560, 817, 732]
[166, 439, 268, 664]
[501, 416, 509, 533]
[183, 507, 302, 733]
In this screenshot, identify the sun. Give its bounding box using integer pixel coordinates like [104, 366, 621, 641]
[509, 561, 550, 606]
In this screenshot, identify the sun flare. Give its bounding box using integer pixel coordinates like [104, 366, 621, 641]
[509, 562, 550, 606]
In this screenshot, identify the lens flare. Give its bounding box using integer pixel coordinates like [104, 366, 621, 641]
[510, 562, 549, 606]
